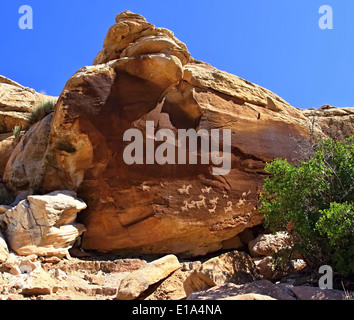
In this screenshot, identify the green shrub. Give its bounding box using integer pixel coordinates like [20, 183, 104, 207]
[316, 202, 354, 276]
[13, 125, 22, 142]
[260, 136, 354, 276]
[28, 100, 56, 125]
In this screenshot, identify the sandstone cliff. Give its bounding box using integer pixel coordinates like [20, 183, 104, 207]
[302, 105, 354, 140]
[1, 11, 352, 258]
[0, 75, 56, 134]
[0, 76, 56, 175]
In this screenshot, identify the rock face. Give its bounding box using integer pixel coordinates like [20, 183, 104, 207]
[302, 105, 354, 140]
[248, 232, 292, 257]
[0, 133, 16, 176]
[290, 286, 348, 300]
[144, 269, 189, 300]
[2, 11, 353, 257]
[0, 76, 57, 178]
[4, 114, 53, 191]
[3, 191, 87, 258]
[93, 11, 190, 66]
[0, 231, 9, 263]
[187, 280, 296, 300]
[116, 254, 181, 300]
[0, 75, 56, 134]
[184, 250, 259, 296]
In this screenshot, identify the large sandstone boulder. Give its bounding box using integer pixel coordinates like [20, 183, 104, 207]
[3, 11, 352, 258]
[0, 133, 16, 176]
[0, 230, 9, 263]
[116, 254, 181, 300]
[184, 250, 259, 296]
[143, 269, 189, 300]
[0, 75, 56, 134]
[187, 280, 295, 300]
[248, 232, 293, 257]
[4, 114, 53, 191]
[290, 286, 349, 300]
[0, 76, 57, 177]
[93, 11, 190, 66]
[3, 190, 87, 258]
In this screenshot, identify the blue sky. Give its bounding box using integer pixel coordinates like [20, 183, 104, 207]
[0, 0, 353, 109]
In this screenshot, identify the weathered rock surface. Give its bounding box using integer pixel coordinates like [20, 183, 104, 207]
[248, 232, 293, 257]
[187, 280, 295, 300]
[220, 293, 276, 300]
[290, 286, 348, 300]
[254, 256, 295, 281]
[143, 269, 189, 300]
[0, 76, 56, 134]
[116, 254, 181, 300]
[302, 105, 354, 140]
[3, 253, 41, 275]
[3, 191, 86, 258]
[4, 114, 53, 191]
[184, 250, 259, 296]
[0, 231, 9, 263]
[93, 11, 190, 66]
[0, 133, 16, 176]
[2, 11, 353, 258]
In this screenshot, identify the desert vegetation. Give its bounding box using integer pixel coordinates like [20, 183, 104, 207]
[28, 99, 57, 125]
[260, 136, 354, 276]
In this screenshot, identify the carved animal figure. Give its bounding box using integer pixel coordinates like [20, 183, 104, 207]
[187, 201, 196, 209]
[236, 198, 245, 208]
[201, 186, 212, 194]
[181, 201, 189, 212]
[224, 201, 233, 213]
[195, 195, 207, 209]
[178, 185, 193, 195]
[242, 190, 251, 198]
[209, 205, 217, 214]
[209, 197, 219, 206]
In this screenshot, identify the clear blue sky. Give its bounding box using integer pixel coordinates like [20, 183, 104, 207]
[0, 0, 353, 109]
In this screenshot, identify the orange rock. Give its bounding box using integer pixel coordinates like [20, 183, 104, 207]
[2, 11, 353, 258]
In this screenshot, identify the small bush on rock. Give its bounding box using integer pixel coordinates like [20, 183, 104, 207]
[28, 100, 57, 125]
[12, 125, 22, 142]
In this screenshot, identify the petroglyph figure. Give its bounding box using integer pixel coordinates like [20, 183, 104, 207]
[187, 201, 196, 209]
[181, 201, 189, 212]
[201, 186, 212, 194]
[141, 184, 150, 192]
[224, 201, 233, 213]
[222, 190, 229, 199]
[178, 185, 192, 195]
[242, 190, 251, 198]
[209, 197, 219, 206]
[195, 195, 207, 209]
[209, 205, 217, 214]
[236, 198, 245, 208]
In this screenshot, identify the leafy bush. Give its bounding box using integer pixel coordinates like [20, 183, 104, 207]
[316, 202, 354, 276]
[260, 137, 354, 276]
[13, 125, 22, 142]
[28, 100, 56, 125]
